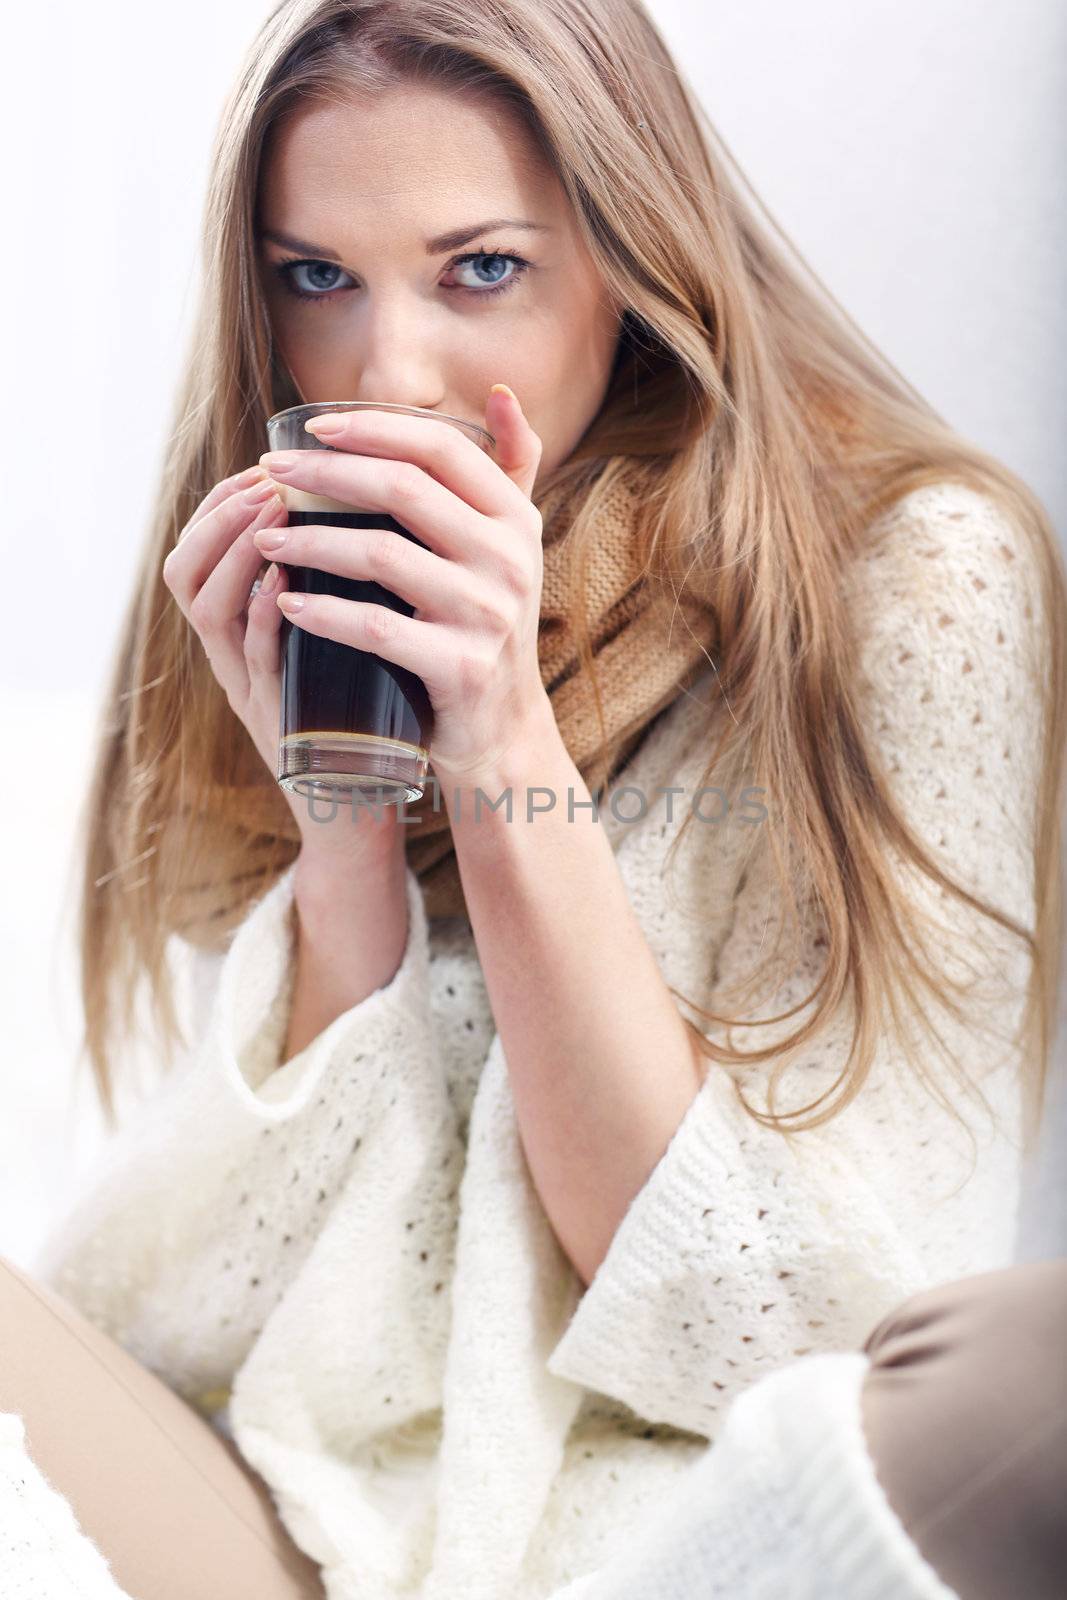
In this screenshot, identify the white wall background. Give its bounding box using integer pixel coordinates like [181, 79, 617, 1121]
[2, 0, 1064, 1269]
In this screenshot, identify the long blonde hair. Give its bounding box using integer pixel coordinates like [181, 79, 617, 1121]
[75, 0, 1066, 1169]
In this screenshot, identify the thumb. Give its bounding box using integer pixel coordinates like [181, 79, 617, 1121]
[485, 384, 543, 502]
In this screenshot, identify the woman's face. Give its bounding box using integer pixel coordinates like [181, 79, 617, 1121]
[255, 82, 624, 498]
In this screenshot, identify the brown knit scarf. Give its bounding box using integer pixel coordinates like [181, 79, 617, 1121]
[165, 466, 718, 939]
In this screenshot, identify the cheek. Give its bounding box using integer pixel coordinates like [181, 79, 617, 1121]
[263, 309, 356, 401]
[269, 306, 337, 364]
[532, 330, 618, 468]
[541, 283, 618, 391]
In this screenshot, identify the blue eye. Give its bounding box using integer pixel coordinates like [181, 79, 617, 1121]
[279, 260, 353, 298]
[273, 247, 530, 305]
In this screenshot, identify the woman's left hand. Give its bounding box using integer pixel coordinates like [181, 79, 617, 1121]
[255, 385, 554, 789]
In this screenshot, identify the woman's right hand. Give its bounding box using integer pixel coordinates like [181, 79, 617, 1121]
[161, 464, 404, 864]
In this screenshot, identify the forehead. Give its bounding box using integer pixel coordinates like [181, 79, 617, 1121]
[258, 83, 558, 223]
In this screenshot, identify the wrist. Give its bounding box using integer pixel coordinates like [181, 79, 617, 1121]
[432, 693, 563, 802]
[294, 797, 406, 886]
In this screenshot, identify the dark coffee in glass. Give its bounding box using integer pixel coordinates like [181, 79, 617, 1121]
[264, 402, 496, 805]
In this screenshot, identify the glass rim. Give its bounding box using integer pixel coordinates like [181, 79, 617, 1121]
[266, 400, 495, 452]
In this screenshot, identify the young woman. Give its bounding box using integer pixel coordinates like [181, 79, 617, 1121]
[3, 1, 1064, 1597]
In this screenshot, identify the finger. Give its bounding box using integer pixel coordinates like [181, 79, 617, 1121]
[483, 384, 543, 504]
[256, 448, 505, 567]
[165, 482, 285, 606]
[295, 406, 527, 523]
[186, 493, 288, 633]
[275, 589, 446, 690]
[245, 560, 287, 678]
[181, 465, 272, 539]
[252, 520, 513, 630]
[178, 496, 288, 713]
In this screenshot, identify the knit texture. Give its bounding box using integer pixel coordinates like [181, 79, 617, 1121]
[548, 1352, 962, 1600]
[10, 481, 1043, 1598]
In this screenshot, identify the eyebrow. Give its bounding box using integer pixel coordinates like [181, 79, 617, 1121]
[257, 219, 551, 259]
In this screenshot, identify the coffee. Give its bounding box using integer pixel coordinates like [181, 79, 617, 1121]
[276, 487, 434, 805]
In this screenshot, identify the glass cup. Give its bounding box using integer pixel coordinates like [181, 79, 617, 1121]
[265, 401, 496, 806]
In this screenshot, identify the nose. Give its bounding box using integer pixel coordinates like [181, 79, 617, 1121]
[347, 292, 445, 412]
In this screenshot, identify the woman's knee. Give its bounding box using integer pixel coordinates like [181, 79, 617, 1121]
[859, 1258, 1067, 1600]
[863, 1257, 1066, 1365]
[0, 1253, 75, 1416]
[0, 1254, 326, 1599]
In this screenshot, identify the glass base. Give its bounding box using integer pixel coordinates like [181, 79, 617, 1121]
[277, 731, 428, 806]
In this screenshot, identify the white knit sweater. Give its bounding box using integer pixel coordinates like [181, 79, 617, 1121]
[4, 482, 1045, 1599]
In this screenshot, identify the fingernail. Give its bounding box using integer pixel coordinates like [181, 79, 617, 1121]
[255, 528, 287, 549]
[251, 562, 279, 598]
[490, 383, 517, 405]
[278, 591, 305, 612]
[242, 479, 278, 504]
[305, 415, 344, 436]
[259, 453, 296, 474]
